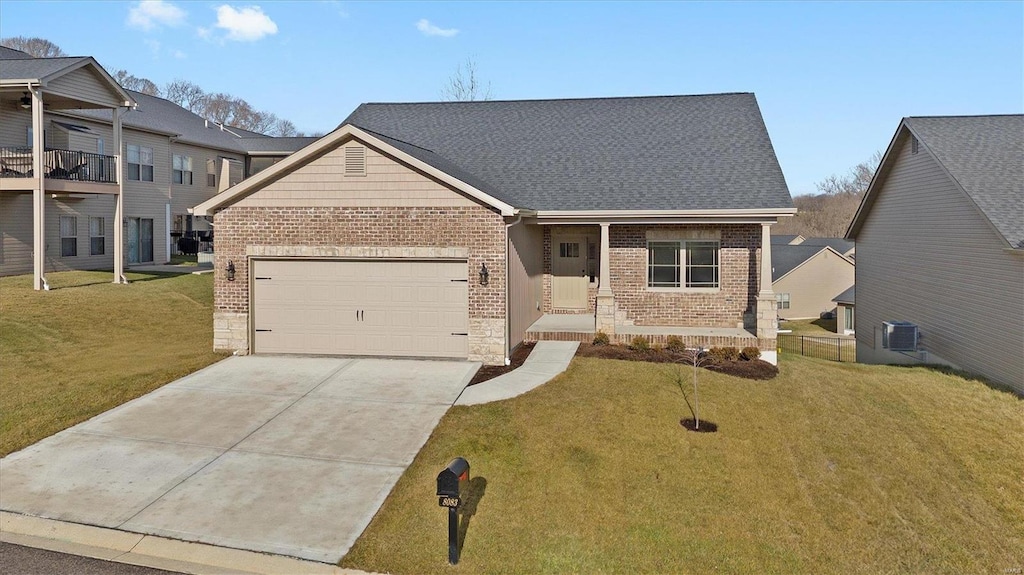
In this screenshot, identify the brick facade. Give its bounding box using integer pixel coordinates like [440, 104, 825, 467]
[212, 205, 508, 365]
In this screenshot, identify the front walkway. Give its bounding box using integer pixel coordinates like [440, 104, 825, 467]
[455, 341, 579, 406]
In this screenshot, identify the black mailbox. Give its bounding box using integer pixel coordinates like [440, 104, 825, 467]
[437, 457, 469, 506]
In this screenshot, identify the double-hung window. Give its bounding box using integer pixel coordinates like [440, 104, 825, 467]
[90, 217, 105, 255]
[647, 240, 720, 289]
[127, 144, 154, 182]
[60, 216, 77, 257]
[776, 292, 791, 310]
[173, 154, 193, 185]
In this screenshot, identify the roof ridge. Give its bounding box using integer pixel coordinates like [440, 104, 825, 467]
[358, 92, 754, 107]
[906, 113, 1024, 120]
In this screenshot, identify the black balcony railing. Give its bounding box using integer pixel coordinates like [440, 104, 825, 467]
[0, 147, 117, 184]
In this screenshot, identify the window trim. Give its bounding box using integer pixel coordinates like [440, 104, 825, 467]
[172, 154, 193, 185]
[60, 215, 77, 257]
[127, 144, 154, 182]
[90, 217, 105, 256]
[646, 239, 721, 292]
[776, 292, 791, 310]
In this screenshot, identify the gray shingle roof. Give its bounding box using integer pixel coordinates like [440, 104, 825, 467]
[772, 244, 832, 282]
[800, 237, 854, 254]
[832, 285, 855, 305]
[0, 56, 90, 81]
[0, 46, 32, 59]
[239, 136, 320, 153]
[343, 93, 793, 212]
[906, 115, 1024, 249]
[771, 234, 803, 245]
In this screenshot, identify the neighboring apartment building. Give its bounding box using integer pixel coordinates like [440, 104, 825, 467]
[847, 115, 1023, 394]
[0, 47, 314, 285]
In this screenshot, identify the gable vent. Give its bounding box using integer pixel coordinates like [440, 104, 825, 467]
[344, 146, 366, 176]
[911, 136, 919, 154]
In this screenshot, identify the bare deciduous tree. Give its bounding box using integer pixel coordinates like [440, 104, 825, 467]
[164, 79, 206, 112]
[112, 69, 161, 96]
[441, 58, 492, 102]
[773, 151, 882, 237]
[0, 36, 67, 58]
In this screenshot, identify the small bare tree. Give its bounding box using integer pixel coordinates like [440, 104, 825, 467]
[674, 347, 712, 430]
[164, 79, 206, 112]
[111, 69, 161, 96]
[441, 58, 492, 102]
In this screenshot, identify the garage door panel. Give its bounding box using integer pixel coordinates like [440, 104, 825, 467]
[253, 259, 469, 358]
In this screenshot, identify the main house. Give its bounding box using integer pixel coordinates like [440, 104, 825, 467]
[847, 115, 1023, 393]
[194, 94, 795, 366]
[0, 46, 314, 286]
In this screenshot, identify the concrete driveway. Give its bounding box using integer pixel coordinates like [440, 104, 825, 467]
[0, 356, 478, 563]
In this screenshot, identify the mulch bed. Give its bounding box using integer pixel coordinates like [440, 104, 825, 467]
[468, 341, 536, 386]
[576, 343, 778, 380]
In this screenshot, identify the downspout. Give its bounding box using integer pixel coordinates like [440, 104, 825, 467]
[504, 211, 523, 365]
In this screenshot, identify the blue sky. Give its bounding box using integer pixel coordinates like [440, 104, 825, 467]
[2, 1, 1021, 196]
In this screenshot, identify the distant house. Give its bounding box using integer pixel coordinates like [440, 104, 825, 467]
[832, 286, 855, 335]
[799, 237, 855, 259]
[772, 234, 805, 245]
[847, 115, 1023, 394]
[771, 244, 854, 321]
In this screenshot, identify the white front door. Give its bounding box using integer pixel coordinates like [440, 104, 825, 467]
[551, 237, 588, 309]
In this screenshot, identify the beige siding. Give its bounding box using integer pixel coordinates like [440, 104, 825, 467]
[46, 67, 123, 108]
[855, 134, 1024, 392]
[170, 142, 242, 229]
[508, 222, 544, 349]
[123, 129, 172, 264]
[235, 141, 478, 208]
[836, 302, 854, 334]
[0, 193, 33, 274]
[1, 108, 32, 147]
[773, 249, 854, 320]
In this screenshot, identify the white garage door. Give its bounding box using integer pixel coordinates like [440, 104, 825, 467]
[252, 259, 469, 358]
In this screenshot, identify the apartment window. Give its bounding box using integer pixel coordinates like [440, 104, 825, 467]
[60, 216, 77, 257]
[206, 159, 217, 187]
[172, 154, 193, 185]
[127, 144, 154, 182]
[647, 241, 720, 289]
[776, 292, 791, 310]
[90, 217, 105, 255]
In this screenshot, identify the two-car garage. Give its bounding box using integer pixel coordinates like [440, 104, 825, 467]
[251, 259, 469, 359]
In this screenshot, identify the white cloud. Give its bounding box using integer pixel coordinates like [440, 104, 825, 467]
[416, 19, 458, 38]
[143, 38, 161, 56]
[127, 0, 186, 31]
[173, 49, 187, 59]
[214, 5, 279, 41]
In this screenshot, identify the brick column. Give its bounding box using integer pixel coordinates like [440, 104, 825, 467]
[755, 222, 777, 339]
[595, 222, 616, 334]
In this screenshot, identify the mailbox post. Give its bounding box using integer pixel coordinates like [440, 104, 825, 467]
[436, 457, 469, 565]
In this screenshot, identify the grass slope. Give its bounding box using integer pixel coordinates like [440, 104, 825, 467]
[342, 354, 1023, 575]
[0, 271, 226, 457]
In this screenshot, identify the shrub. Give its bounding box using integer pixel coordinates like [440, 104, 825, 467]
[707, 346, 740, 363]
[592, 331, 610, 346]
[665, 335, 686, 353]
[740, 346, 762, 361]
[629, 336, 651, 352]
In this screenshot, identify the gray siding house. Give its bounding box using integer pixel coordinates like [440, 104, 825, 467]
[847, 115, 1023, 394]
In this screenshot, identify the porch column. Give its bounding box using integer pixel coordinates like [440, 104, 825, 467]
[595, 222, 616, 334]
[31, 87, 45, 291]
[112, 107, 125, 283]
[755, 222, 777, 339]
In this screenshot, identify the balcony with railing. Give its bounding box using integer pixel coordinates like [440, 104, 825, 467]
[0, 147, 117, 185]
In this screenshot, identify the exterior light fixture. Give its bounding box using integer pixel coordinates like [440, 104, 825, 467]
[478, 263, 489, 286]
[20, 92, 32, 109]
[226, 260, 236, 282]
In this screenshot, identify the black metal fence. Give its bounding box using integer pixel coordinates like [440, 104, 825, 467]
[778, 334, 857, 362]
[0, 147, 117, 183]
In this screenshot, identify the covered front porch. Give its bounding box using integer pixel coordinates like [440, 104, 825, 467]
[525, 313, 765, 350]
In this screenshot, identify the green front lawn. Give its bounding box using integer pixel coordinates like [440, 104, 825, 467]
[0, 271, 227, 457]
[780, 317, 838, 335]
[342, 354, 1023, 574]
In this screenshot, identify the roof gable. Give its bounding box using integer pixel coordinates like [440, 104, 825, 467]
[0, 56, 134, 108]
[849, 115, 1024, 249]
[772, 244, 852, 282]
[342, 93, 794, 213]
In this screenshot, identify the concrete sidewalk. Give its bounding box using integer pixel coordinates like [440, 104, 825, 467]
[455, 341, 579, 405]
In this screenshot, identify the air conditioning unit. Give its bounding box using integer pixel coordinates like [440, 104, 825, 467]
[882, 321, 919, 351]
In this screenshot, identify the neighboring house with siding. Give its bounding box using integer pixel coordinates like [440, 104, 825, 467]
[771, 244, 854, 321]
[194, 94, 795, 366]
[847, 115, 1023, 394]
[0, 47, 314, 285]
